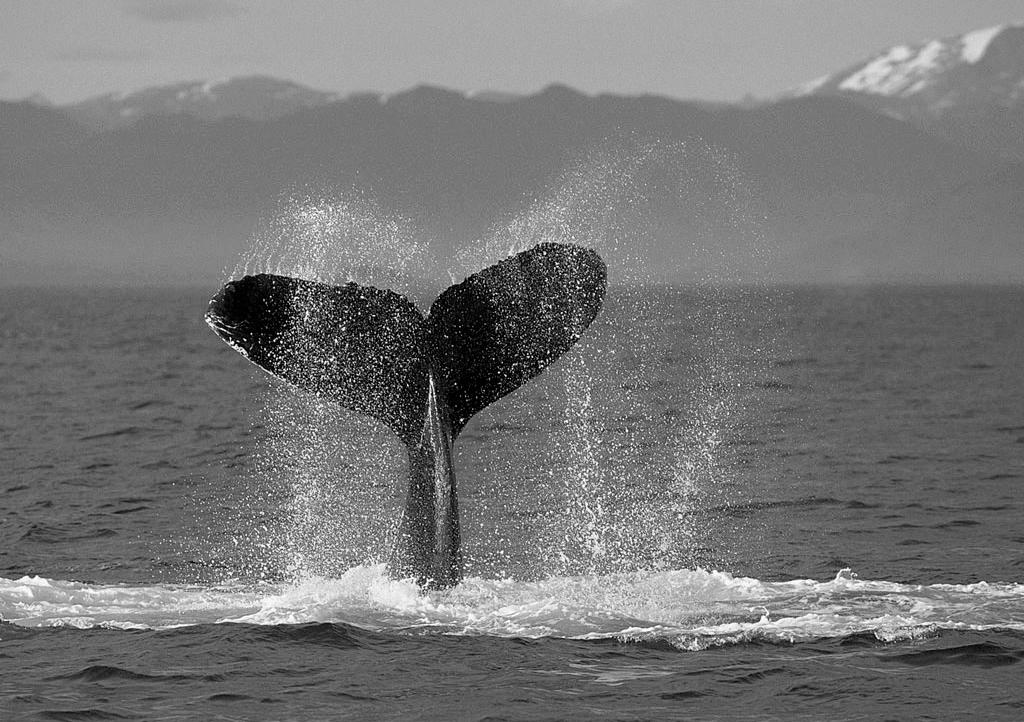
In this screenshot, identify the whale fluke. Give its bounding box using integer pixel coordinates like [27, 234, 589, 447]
[206, 242, 607, 588]
[207, 273, 429, 446]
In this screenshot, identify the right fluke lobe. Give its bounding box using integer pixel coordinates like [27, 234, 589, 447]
[425, 242, 607, 436]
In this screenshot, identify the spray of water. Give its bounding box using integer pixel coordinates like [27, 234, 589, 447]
[232, 187, 431, 288]
[211, 187, 429, 581]
[444, 136, 774, 579]
[209, 140, 774, 584]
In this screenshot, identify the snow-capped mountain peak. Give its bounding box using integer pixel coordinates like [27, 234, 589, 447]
[789, 22, 1024, 106]
[787, 21, 1024, 160]
[826, 23, 1021, 98]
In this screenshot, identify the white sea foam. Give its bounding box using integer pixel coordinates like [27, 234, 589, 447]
[3, 568, 1022, 650]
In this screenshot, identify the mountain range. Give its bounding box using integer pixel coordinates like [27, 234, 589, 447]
[1, 22, 1022, 285]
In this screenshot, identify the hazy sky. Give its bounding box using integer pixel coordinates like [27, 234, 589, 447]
[3, 0, 1023, 104]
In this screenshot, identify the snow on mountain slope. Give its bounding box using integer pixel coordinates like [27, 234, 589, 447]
[65, 75, 343, 130]
[790, 22, 1024, 159]
[794, 23, 1024, 108]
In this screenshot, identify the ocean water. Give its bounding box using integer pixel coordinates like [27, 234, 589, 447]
[2, 283, 1023, 720]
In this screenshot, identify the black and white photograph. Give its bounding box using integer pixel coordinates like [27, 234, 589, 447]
[2, 1, 1023, 718]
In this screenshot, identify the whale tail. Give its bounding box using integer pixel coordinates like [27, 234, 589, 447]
[206, 242, 607, 587]
[206, 242, 606, 443]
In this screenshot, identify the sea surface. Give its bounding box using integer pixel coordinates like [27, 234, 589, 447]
[2, 283, 1023, 720]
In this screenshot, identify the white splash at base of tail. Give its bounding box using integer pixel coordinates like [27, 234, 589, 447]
[3, 568, 1023, 650]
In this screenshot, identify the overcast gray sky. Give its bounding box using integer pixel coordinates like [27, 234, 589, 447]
[3, 0, 1022, 104]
